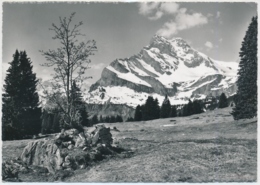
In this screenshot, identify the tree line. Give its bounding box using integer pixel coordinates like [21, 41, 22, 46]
[129, 93, 230, 122]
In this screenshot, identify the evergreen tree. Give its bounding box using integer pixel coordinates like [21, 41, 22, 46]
[41, 111, 49, 134]
[126, 117, 134, 122]
[105, 116, 110, 123]
[116, 115, 123, 122]
[232, 17, 257, 120]
[153, 98, 161, 119]
[71, 81, 89, 127]
[160, 95, 171, 118]
[99, 115, 104, 123]
[142, 96, 154, 121]
[192, 100, 203, 114]
[134, 105, 142, 121]
[142, 96, 161, 120]
[81, 107, 89, 127]
[109, 115, 116, 123]
[2, 50, 41, 140]
[218, 93, 229, 108]
[52, 111, 61, 133]
[170, 105, 177, 117]
[91, 115, 98, 125]
[183, 99, 193, 116]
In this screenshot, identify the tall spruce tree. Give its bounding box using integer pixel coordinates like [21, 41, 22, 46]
[116, 115, 123, 122]
[91, 115, 98, 125]
[218, 93, 229, 108]
[160, 95, 171, 118]
[142, 96, 160, 121]
[142, 96, 154, 121]
[2, 50, 21, 140]
[2, 50, 41, 140]
[134, 105, 142, 121]
[153, 98, 161, 119]
[231, 16, 258, 120]
[71, 81, 89, 127]
[192, 100, 203, 114]
[170, 105, 177, 117]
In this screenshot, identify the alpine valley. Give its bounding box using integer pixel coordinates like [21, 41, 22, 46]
[85, 35, 238, 113]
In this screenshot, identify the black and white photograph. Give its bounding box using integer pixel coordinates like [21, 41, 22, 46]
[1, 0, 258, 183]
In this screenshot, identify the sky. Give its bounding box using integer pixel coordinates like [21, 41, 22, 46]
[2, 1, 257, 89]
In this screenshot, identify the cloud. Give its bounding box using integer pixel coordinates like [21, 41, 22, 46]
[175, 11, 208, 30]
[138, 2, 179, 20]
[91, 63, 105, 70]
[138, 2, 208, 38]
[157, 10, 208, 38]
[205, 41, 213, 49]
[148, 11, 163, 20]
[138, 2, 160, 16]
[157, 21, 178, 38]
[160, 2, 179, 14]
[219, 38, 223, 43]
[207, 13, 214, 17]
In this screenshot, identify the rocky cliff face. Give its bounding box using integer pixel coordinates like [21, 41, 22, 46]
[86, 35, 238, 107]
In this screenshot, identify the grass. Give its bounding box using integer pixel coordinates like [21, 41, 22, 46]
[2, 107, 257, 182]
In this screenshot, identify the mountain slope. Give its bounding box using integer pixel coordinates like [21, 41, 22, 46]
[86, 35, 238, 107]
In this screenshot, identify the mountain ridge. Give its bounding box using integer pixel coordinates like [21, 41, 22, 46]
[85, 35, 238, 107]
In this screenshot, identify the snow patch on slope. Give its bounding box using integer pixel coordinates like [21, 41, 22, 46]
[106, 66, 151, 87]
[86, 86, 188, 107]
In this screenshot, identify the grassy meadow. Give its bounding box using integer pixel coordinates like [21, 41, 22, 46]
[2, 107, 257, 182]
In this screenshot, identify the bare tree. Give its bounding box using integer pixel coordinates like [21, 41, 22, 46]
[40, 12, 97, 128]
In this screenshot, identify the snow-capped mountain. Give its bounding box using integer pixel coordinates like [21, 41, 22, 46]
[85, 35, 238, 108]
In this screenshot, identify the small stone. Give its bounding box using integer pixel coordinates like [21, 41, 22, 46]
[65, 155, 71, 162]
[79, 165, 86, 169]
[68, 144, 74, 150]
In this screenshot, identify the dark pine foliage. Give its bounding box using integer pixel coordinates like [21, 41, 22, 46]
[71, 81, 89, 127]
[153, 98, 161, 119]
[91, 115, 98, 125]
[2, 50, 41, 140]
[232, 16, 258, 120]
[109, 115, 116, 123]
[116, 115, 123, 122]
[41, 110, 53, 134]
[126, 117, 134, 122]
[192, 100, 204, 114]
[99, 115, 104, 123]
[134, 105, 142, 121]
[142, 96, 160, 121]
[218, 93, 229, 108]
[105, 116, 110, 123]
[182, 99, 193, 116]
[160, 95, 171, 118]
[181, 99, 203, 117]
[169, 105, 177, 117]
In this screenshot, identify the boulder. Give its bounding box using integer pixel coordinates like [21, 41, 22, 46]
[91, 125, 113, 146]
[19, 126, 115, 174]
[20, 139, 63, 174]
[75, 132, 87, 148]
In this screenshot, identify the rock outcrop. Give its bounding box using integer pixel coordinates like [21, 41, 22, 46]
[19, 125, 115, 174]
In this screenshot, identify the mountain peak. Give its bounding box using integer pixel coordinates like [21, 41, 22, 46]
[150, 35, 168, 45]
[150, 35, 191, 51]
[87, 35, 238, 108]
